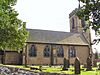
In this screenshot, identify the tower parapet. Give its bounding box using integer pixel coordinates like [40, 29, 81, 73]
[69, 8, 78, 18]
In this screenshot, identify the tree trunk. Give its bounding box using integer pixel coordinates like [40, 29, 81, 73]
[3, 50, 5, 64]
[25, 45, 27, 67]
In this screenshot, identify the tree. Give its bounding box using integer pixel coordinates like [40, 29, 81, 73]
[76, 0, 100, 43]
[0, 0, 28, 50]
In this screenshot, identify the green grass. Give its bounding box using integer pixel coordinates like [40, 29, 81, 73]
[1, 64, 100, 75]
[35, 66, 100, 75]
[30, 66, 100, 75]
[81, 70, 100, 75]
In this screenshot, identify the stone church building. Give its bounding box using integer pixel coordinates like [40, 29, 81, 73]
[0, 9, 92, 65]
[22, 9, 92, 65]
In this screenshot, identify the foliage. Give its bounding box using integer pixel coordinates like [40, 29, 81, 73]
[76, 0, 100, 35]
[0, 0, 28, 50]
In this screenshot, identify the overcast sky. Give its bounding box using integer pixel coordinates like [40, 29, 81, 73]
[15, 0, 79, 32]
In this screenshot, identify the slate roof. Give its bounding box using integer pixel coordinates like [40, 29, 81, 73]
[27, 29, 89, 46]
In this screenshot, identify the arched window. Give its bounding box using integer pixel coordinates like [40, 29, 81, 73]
[29, 45, 37, 57]
[69, 46, 76, 57]
[43, 45, 50, 57]
[81, 19, 85, 27]
[57, 46, 64, 57]
[72, 18, 75, 29]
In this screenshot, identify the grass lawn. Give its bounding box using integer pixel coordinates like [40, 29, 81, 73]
[41, 66, 100, 75]
[1, 64, 100, 75]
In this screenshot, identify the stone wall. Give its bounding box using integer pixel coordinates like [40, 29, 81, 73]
[67, 45, 89, 65]
[24, 43, 89, 65]
[0, 65, 76, 75]
[0, 55, 3, 64]
[26, 43, 51, 65]
[4, 51, 22, 64]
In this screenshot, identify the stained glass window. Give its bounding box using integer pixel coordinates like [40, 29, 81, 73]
[69, 46, 76, 57]
[43, 45, 50, 57]
[29, 45, 37, 57]
[57, 46, 64, 57]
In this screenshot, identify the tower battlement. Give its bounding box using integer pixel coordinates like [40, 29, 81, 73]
[69, 8, 78, 18]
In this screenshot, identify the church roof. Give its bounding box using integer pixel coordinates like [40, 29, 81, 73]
[27, 29, 88, 46]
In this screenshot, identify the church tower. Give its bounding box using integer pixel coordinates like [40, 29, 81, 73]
[69, 8, 91, 46]
[69, 8, 85, 33]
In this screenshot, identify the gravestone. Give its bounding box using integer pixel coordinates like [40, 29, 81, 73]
[74, 57, 80, 74]
[93, 60, 97, 67]
[83, 64, 87, 68]
[67, 59, 70, 68]
[98, 64, 100, 70]
[86, 57, 92, 71]
[62, 58, 70, 70]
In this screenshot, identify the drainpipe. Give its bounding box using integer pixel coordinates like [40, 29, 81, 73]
[50, 44, 53, 66]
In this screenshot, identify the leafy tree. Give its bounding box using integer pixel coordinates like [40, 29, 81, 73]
[0, 0, 28, 50]
[76, 0, 100, 44]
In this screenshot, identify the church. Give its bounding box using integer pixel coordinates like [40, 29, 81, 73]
[22, 9, 92, 65]
[0, 9, 92, 65]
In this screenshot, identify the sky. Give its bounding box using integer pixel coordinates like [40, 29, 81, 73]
[15, 0, 79, 32]
[15, 0, 100, 53]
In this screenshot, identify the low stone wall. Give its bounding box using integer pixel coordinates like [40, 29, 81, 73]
[0, 65, 76, 75]
[39, 72, 76, 75]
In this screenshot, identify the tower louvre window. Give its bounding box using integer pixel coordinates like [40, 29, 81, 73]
[72, 18, 75, 29]
[81, 19, 85, 27]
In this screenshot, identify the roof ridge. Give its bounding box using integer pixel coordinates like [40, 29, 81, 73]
[27, 28, 70, 33]
[27, 29, 82, 35]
